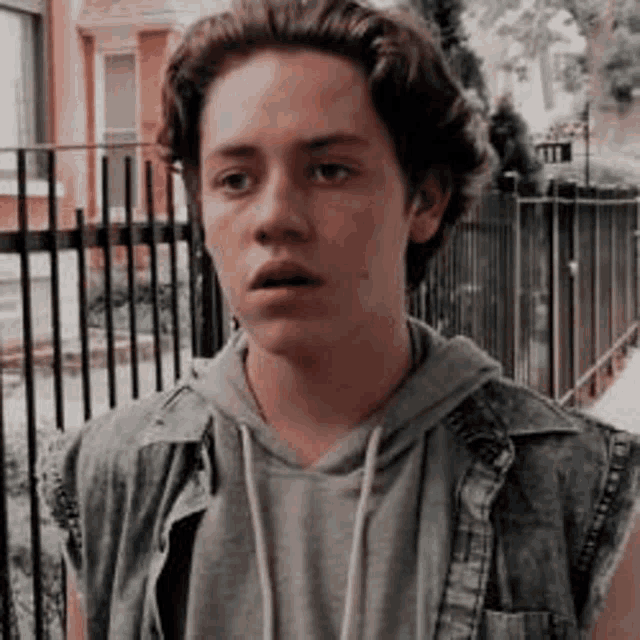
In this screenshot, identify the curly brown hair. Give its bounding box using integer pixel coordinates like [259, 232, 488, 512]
[157, 0, 494, 292]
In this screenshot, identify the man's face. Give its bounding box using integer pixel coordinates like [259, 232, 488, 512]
[199, 48, 420, 353]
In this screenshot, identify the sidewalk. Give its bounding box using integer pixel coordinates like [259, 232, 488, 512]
[1, 328, 173, 373]
[588, 345, 640, 435]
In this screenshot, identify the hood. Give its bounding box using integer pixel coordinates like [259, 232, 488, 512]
[188, 314, 502, 471]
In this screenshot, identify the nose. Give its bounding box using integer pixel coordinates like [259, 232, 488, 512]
[252, 169, 312, 245]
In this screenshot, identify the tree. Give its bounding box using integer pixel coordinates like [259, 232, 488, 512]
[503, 6, 572, 109]
[466, 0, 572, 111]
[414, 0, 492, 112]
[468, 0, 640, 111]
[489, 94, 544, 191]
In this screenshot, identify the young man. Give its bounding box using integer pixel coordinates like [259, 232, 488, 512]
[42, 0, 640, 637]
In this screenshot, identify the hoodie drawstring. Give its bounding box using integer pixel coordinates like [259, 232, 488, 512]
[240, 423, 384, 640]
[339, 424, 383, 640]
[241, 424, 275, 640]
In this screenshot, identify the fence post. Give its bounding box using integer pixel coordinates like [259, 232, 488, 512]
[551, 179, 560, 401]
[102, 155, 117, 408]
[569, 182, 580, 405]
[625, 187, 633, 335]
[636, 188, 640, 341]
[610, 186, 617, 377]
[593, 186, 601, 397]
[200, 250, 215, 358]
[512, 178, 521, 383]
[18, 148, 45, 640]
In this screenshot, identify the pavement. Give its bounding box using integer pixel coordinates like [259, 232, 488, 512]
[588, 344, 640, 435]
[1, 327, 173, 373]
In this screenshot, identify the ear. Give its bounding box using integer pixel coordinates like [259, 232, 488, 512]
[407, 173, 452, 244]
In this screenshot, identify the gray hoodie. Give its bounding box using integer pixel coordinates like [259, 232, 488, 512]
[181, 316, 502, 638]
[42, 315, 638, 639]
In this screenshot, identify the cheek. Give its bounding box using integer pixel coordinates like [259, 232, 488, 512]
[319, 195, 377, 249]
[202, 201, 244, 266]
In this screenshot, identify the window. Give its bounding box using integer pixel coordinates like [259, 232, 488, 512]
[0, 5, 45, 178]
[104, 53, 137, 209]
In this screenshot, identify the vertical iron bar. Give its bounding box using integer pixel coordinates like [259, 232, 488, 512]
[499, 215, 506, 369]
[458, 227, 464, 336]
[572, 184, 580, 404]
[0, 341, 13, 640]
[495, 200, 501, 357]
[585, 101, 590, 187]
[447, 239, 453, 335]
[434, 252, 440, 332]
[76, 209, 92, 421]
[527, 202, 535, 389]
[551, 180, 560, 401]
[167, 168, 181, 382]
[212, 265, 224, 354]
[125, 156, 139, 399]
[594, 188, 600, 396]
[18, 149, 45, 640]
[610, 192, 617, 376]
[147, 162, 163, 392]
[513, 189, 521, 384]
[50, 151, 68, 640]
[627, 195, 633, 332]
[472, 211, 479, 344]
[48, 150, 64, 431]
[485, 218, 491, 353]
[188, 197, 200, 357]
[637, 191, 640, 326]
[454, 230, 460, 335]
[102, 156, 116, 408]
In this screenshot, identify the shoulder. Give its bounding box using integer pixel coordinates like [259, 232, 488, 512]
[476, 376, 640, 513]
[480, 375, 639, 451]
[472, 377, 640, 630]
[38, 365, 215, 578]
[68, 364, 215, 471]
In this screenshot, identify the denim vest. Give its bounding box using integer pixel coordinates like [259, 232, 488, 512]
[40, 376, 640, 639]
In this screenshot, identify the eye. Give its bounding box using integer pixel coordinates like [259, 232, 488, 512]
[217, 172, 254, 194]
[309, 163, 353, 185]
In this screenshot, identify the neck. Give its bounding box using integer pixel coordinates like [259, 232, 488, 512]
[244, 318, 412, 432]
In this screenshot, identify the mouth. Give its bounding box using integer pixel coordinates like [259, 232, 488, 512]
[250, 263, 325, 291]
[260, 275, 320, 289]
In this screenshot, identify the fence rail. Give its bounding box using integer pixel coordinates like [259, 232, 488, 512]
[0, 143, 638, 638]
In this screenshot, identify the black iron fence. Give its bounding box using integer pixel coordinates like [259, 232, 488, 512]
[0, 144, 226, 639]
[0, 143, 638, 638]
[409, 178, 640, 406]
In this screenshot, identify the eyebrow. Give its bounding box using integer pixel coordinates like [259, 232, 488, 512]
[205, 133, 371, 163]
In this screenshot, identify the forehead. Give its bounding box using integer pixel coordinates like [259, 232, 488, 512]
[200, 47, 384, 154]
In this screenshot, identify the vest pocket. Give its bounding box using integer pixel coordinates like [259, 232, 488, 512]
[481, 610, 580, 639]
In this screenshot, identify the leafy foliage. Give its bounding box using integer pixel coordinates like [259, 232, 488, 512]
[414, 0, 491, 111]
[489, 95, 544, 190]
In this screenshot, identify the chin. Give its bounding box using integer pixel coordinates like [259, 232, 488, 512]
[245, 317, 346, 356]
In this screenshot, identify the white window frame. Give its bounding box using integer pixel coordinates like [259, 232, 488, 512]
[95, 37, 141, 222]
[0, 2, 48, 179]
